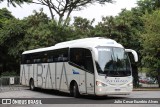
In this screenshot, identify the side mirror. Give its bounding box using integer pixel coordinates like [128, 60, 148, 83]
[125, 49, 138, 62]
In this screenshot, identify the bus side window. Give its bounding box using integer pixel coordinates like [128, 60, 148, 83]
[32, 53, 42, 63]
[47, 56, 53, 62]
[58, 54, 63, 61]
[56, 48, 69, 62]
[25, 54, 32, 64]
[70, 48, 94, 73]
[70, 48, 84, 68]
[42, 53, 48, 63]
[21, 55, 25, 64]
[26, 60, 30, 64]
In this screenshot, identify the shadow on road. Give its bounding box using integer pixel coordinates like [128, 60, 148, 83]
[27, 88, 128, 100]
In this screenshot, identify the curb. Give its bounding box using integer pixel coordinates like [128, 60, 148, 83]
[133, 88, 160, 91]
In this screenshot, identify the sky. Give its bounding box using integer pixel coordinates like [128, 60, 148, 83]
[0, 0, 138, 24]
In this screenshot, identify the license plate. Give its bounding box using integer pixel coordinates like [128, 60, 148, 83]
[115, 89, 121, 91]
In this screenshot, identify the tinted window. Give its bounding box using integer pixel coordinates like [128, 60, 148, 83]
[84, 49, 94, 73]
[70, 48, 84, 67]
[21, 48, 69, 64]
[21, 54, 32, 64]
[32, 53, 43, 63]
[49, 48, 68, 62]
[70, 48, 94, 73]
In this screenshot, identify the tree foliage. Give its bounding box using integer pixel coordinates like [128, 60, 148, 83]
[141, 10, 160, 87]
[71, 16, 95, 38]
[137, 0, 160, 13]
[142, 10, 160, 68]
[0, 8, 18, 74]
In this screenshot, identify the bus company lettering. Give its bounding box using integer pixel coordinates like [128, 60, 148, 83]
[106, 79, 128, 83]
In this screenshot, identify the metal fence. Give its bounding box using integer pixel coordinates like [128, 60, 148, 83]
[0, 76, 20, 85]
[139, 83, 159, 88]
[0, 76, 25, 92]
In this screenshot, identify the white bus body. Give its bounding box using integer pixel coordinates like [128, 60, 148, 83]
[20, 37, 138, 97]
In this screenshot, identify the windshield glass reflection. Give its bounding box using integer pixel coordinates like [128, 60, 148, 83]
[96, 47, 131, 77]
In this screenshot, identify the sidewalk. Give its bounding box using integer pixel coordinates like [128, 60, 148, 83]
[133, 88, 160, 91]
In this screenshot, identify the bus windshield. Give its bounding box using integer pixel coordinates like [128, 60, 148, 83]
[96, 47, 131, 77]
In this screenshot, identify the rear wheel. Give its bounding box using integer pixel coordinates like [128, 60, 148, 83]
[29, 79, 35, 91]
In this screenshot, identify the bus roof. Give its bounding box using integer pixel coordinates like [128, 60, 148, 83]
[22, 37, 123, 54]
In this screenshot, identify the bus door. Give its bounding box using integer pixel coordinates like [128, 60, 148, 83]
[70, 48, 86, 94]
[85, 49, 95, 94]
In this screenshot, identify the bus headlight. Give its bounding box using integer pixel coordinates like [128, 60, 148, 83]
[96, 81, 107, 87]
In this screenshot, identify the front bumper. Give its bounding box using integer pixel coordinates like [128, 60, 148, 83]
[95, 86, 133, 96]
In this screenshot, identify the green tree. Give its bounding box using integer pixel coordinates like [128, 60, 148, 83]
[0, 8, 74, 75]
[22, 9, 73, 49]
[0, 8, 20, 75]
[0, 8, 14, 28]
[94, 16, 116, 37]
[71, 16, 95, 39]
[0, 19, 26, 74]
[137, 0, 160, 13]
[141, 10, 160, 87]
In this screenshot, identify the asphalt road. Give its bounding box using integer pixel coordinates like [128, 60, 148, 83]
[0, 87, 160, 107]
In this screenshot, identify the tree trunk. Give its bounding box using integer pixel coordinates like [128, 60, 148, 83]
[132, 64, 139, 88]
[58, 15, 63, 26]
[157, 68, 160, 88]
[46, 0, 54, 20]
[63, 8, 73, 26]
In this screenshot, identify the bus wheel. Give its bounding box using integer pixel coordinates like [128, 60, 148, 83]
[73, 82, 80, 98]
[29, 79, 35, 91]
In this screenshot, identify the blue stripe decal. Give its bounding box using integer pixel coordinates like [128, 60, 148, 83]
[72, 69, 79, 74]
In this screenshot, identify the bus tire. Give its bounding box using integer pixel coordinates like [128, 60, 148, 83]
[29, 79, 35, 91]
[73, 82, 80, 98]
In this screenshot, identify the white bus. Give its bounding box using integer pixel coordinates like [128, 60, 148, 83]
[20, 37, 138, 97]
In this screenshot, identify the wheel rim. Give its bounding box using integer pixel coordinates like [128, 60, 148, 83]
[30, 80, 34, 90]
[73, 85, 76, 96]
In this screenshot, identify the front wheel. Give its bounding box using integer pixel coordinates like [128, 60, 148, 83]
[73, 83, 80, 98]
